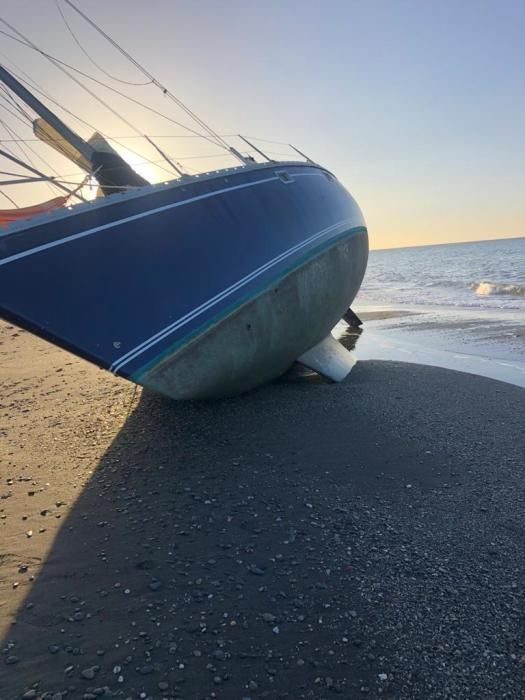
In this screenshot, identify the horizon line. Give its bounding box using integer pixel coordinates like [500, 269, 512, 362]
[370, 233, 524, 253]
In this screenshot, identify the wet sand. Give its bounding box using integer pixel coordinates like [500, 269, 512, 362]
[348, 305, 525, 389]
[354, 305, 525, 356]
[1, 320, 525, 700]
[356, 310, 420, 322]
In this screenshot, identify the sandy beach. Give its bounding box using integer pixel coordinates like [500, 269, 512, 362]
[1, 319, 525, 700]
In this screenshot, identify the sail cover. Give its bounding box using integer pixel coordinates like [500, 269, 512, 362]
[87, 133, 149, 194]
[33, 118, 92, 173]
[33, 119, 149, 195]
[0, 196, 68, 225]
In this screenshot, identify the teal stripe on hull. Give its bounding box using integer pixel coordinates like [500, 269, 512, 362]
[131, 225, 367, 382]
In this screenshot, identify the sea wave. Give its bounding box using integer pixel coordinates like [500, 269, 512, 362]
[470, 280, 525, 297]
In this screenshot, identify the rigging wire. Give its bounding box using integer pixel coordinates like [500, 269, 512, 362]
[0, 144, 84, 201]
[0, 139, 17, 158]
[245, 135, 292, 147]
[0, 28, 229, 149]
[0, 169, 43, 178]
[0, 50, 102, 133]
[0, 84, 34, 122]
[19, 139, 247, 187]
[0, 187, 18, 207]
[0, 55, 158, 171]
[0, 118, 59, 194]
[51, 151, 235, 182]
[62, 0, 234, 154]
[0, 120, 38, 168]
[0, 22, 152, 139]
[0, 107, 62, 177]
[54, 0, 153, 87]
[0, 96, 32, 127]
[0, 61, 178, 179]
[0, 18, 295, 190]
[0, 13, 297, 191]
[0, 28, 237, 180]
[0, 39, 288, 159]
[0, 134, 286, 144]
[0, 80, 73, 186]
[0, 31, 179, 178]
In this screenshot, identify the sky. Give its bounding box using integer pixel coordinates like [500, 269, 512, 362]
[0, 0, 524, 249]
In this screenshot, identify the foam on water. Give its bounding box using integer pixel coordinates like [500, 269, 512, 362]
[470, 280, 525, 297]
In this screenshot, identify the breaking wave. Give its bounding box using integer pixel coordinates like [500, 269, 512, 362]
[470, 281, 525, 297]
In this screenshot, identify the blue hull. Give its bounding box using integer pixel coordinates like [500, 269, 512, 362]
[0, 162, 368, 395]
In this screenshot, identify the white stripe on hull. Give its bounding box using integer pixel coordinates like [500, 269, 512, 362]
[0, 172, 330, 269]
[111, 219, 362, 374]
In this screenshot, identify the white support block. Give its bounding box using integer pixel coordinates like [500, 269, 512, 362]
[298, 333, 356, 382]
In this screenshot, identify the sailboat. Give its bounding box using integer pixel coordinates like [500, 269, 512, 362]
[0, 4, 368, 400]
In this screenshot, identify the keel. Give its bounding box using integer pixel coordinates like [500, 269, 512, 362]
[298, 333, 356, 382]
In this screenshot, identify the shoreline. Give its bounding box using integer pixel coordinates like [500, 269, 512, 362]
[1, 321, 525, 699]
[348, 303, 525, 389]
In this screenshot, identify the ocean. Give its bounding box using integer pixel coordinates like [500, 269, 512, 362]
[340, 236, 525, 388]
[357, 236, 525, 311]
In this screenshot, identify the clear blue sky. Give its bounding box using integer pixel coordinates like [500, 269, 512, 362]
[1, 0, 524, 248]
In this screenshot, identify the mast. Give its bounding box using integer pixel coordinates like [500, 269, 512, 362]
[0, 64, 149, 194]
[0, 64, 94, 164]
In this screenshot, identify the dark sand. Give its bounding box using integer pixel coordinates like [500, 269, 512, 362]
[1, 320, 525, 700]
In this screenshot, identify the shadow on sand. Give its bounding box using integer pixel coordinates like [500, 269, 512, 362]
[3, 357, 525, 699]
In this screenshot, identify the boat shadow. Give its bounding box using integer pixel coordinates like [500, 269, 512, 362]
[2, 354, 429, 698]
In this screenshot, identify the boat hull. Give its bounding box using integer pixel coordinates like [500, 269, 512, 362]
[141, 232, 367, 398]
[0, 162, 368, 398]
